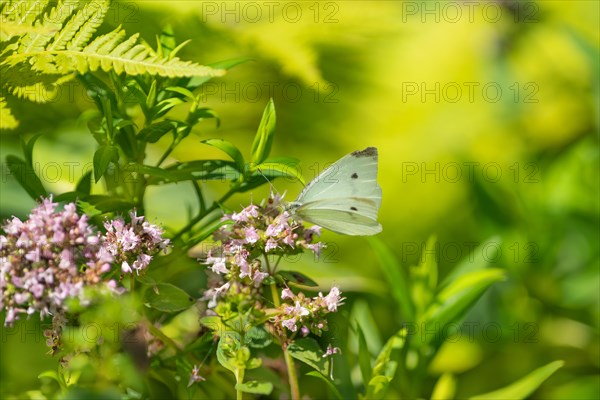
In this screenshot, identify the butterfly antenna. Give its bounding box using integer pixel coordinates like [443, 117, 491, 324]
[257, 167, 288, 206]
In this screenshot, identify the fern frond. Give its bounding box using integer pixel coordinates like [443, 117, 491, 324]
[4, 0, 225, 78]
[1, 0, 48, 26]
[0, 20, 55, 40]
[1, 62, 70, 102]
[18, 0, 84, 54]
[48, 0, 107, 52]
[0, 96, 19, 129]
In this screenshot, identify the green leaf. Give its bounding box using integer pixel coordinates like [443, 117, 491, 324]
[5, 155, 47, 200]
[209, 57, 253, 70]
[21, 134, 43, 167]
[93, 145, 118, 183]
[306, 371, 343, 400]
[372, 331, 404, 379]
[257, 160, 305, 185]
[421, 269, 506, 342]
[411, 235, 438, 316]
[165, 86, 195, 102]
[138, 120, 176, 143]
[367, 237, 414, 322]
[202, 138, 245, 172]
[365, 375, 391, 399]
[134, 164, 180, 183]
[251, 98, 276, 165]
[440, 236, 502, 288]
[364, 331, 405, 399]
[200, 316, 226, 336]
[187, 57, 251, 89]
[431, 373, 456, 400]
[357, 324, 373, 385]
[235, 381, 274, 395]
[188, 107, 219, 128]
[470, 361, 564, 400]
[277, 270, 318, 287]
[38, 370, 66, 390]
[83, 195, 134, 213]
[146, 160, 239, 185]
[75, 171, 92, 195]
[245, 326, 272, 349]
[216, 332, 243, 374]
[54, 191, 80, 202]
[287, 337, 329, 375]
[144, 283, 194, 312]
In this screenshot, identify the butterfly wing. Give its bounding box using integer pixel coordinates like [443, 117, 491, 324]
[293, 147, 382, 236]
[296, 198, 382, 236]
[296, 147, 382, 207]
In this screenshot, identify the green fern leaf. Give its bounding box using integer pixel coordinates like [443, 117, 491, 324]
[53, 26, 226, 78]
[0, 97, 19, 129]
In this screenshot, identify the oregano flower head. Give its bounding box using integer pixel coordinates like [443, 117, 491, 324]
[202, 194, 324, 308]
[0, 197, 112, 326]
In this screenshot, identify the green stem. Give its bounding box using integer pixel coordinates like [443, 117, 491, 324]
[283, 345, 300, 400]
[171, 185, 239, 242]
[270, 283, 300, 400]
[235, 368, 245, 400]
[270, 282, 280, 307]
[156, 138, 177, 167]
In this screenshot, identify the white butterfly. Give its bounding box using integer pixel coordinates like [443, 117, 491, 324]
[288, 147, 382, 236]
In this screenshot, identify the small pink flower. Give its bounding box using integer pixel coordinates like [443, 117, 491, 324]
[323, 344, 341, 358]
[244, 227, 260, 244]
[281, 288, 295, 300]
[188, 365, 206, 387]
[282, 317, 297, 332]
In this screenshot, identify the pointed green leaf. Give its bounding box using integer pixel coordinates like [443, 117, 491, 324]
[83, 195, 134, 213]
[93, 145, 118, 183]
[75, 171, 92, 195]
[411, 236, 438, 316]
[287, 337, 329, 375]
[440, 236, 502, 288]
[134, 164, 180, 182]
[364, 330, 405, 399]
[188, 107, 219, 127]
[202, 138, 245, 172]
[251, 98, 276, 165]
[147, 160, 239, 185]
[245, 326, 272, 349]
[421, 269, 505, 339]
[470, 361, 564, 400]
[306, 371, 343, 400]
[5, 155, 47, 200]
[216, 332, 243, 374]
[144, 283, 194, 312]
[365, 375, 392, 399]
[367, 237, 414, 321]
[357, 324, 373, 385]
[277, 270, 318, 287]
[165, 86, 195, 102]
[138, 120, 176, 143]
[257, 161, 305, 185]
[21, 134, 43, 167]
[432, 373, 456, 400]
[235, 381, 273, 395]
[187, 57, 251, 89]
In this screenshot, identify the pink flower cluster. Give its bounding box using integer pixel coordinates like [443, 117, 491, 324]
[1, 198, 171, 327]
[276, 286, 344, 335]
[0, 198, 112, 326]
[204, 195, 323, 297]
[103, 211, 170, 275]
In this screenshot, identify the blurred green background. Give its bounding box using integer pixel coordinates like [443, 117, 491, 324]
[1, 0, 598, 398]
